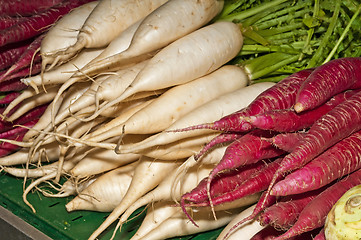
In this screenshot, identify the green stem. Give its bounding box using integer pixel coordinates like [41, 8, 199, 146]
[323, 3, 361, 63]
[221, 0, 290, 22]
[307, 0, 341, 67]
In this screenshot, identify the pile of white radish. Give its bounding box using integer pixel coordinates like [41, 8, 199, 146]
[0, 0, 281, 239]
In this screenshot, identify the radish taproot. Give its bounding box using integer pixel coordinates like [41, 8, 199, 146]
[48, 0, 168, 66]
[75, 0, 224, 77]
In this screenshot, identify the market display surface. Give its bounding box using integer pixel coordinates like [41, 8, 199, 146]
[0, 0, 360, 239]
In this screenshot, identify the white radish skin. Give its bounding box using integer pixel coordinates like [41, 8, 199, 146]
[79, 19, 142, 70]
[22, 48, 104, 89]
[130, 201, 179, 240]
[52, 0, 168, 65]
[88, 156, 182, 240]
[216, 204, 265, 240]
[66, 163, 136, 212]
[41, 176, 96, 198]
[41, 1, 99, 71]
[119, 82, 275, 153]
[141, 132, 219, 160]
[139, 207, 243, 240]
[83, 99, 155, 142]
[70, 148, 140, 178]
[0, 141, 60, 166]
[78, 0, 224, 77]
[99, 21, 244, 108]
[5, 89, 57, 122]
[92, 64, 248, 139]
[117, 162, 215, 230]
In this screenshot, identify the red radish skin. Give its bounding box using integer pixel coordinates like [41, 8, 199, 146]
[313, 228, 325, 240]
[205, 130, 284, 202]
[265, 90, 361, 208]
[223, 190, 278, 240]
[0, 0, 94, 47]
[294, 57, 361, 113]
[0, 0, 64, 16]
[0, 40, 30, 70]
[259, 188, 324, 230]
[180, 161, 268, 224]
[272, 169, 361, 240]
[268, 132, 306, 152]
[0, 34, 45, 81]
[0, 92, 21, 105]
[200, 158, 283, 209]
[0, 78, 27, 92]
[1, 61, 41, 82]
[246, 89, 360, 132]
[176, 69, 313, 133]
[271, 129, 361, 196]
[0, 16, 23, 30]
[194, 132, 242, 160]
[0, 119, 38, 140]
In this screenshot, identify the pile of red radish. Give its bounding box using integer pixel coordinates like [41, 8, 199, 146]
[179, 57, 361, 239]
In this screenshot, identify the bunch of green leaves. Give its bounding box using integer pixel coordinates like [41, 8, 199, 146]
[216, 0, 361, 83]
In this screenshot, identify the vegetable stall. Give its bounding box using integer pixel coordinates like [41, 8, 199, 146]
[0, 0, 360, 239]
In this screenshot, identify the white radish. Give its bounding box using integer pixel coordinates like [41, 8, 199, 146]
[77, 0, 225, 77]
[50, 0, 168, 66]
[138, 206, 243, 240]
[93, 21, 243, 111]
[66, 163, 136, 212]
[88, 155, 182, 240]
[216, 204, 265, 240]
[40, 1, 99, 71]
[87, 64, 249, 141]
[130, 201, 179, 240]
[118, 82, 275, 154]
[22, 47, 105, 90]
[116, 161, 215, 231]
[69, 148, 140, 178]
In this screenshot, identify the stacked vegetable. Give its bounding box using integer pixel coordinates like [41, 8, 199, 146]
[0, 0, 360, 239]
[0, 0, 97, 158]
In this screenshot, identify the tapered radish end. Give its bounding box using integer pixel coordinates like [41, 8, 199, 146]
[166, 123, 215, 133]
[180, 196, 199, 227]
[293, 102, 304, 113]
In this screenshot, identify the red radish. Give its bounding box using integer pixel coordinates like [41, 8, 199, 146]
[0, 33, 45, 81]
[180, 161, 267, 225]
[176, 69, 313, 133]
[206, 158, 282, 207]
[0, 0, 64, 16]
[0, 40, 30, 70]
[262, 90, 361, 212]
[0, 78, 27, 92]
[0, 0, 94, 47]
[193, 132, 242, 160]
[294, 57, 361, 113]
[272, 169, 361, 240]
[259, 188, 323, 230]
[205, 130, 284, 210]
[0, 15, 23, 30]
[313, 229, 325, 240]
[245, 89, 360, 132]
[271, 129, 361, 196]
[268, 132, 306, 152]
[0, 61, 41, 83]
[0, 92, 21, 105]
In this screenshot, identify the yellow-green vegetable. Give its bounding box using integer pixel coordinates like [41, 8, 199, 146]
[325, 184, 361, 240]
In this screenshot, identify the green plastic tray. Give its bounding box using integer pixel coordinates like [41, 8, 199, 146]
[0, 172, 224, 240]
